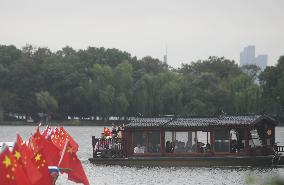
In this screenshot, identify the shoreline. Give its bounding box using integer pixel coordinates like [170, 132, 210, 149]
[0, 120, 283, 127]
[0, 120, 130, 127]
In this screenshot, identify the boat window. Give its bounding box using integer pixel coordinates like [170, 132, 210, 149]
[165, 131, 211, 153]
[165, 131, 174, 153]
[174, 132, 188, 153]
[230, 129, 245, 153]
[214, 129, 230, 152]
[196, 131, 211, 153]
[147, 131, 160, 153]
[133, 132, 146, 154]
[132, 131, 160, 154]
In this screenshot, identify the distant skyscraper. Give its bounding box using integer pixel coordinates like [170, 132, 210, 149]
[163, 45, 168, 64]
[240, 45, 267, 70]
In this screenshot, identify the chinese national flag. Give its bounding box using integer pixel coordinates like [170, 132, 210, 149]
[42, 125, 53, 139]
[52, 127, 79, 152]
[29, 128, 60, 166]
[60, 142, 89, 185]
[17, 134, 24, 146]
[104, 127, 110, 136]
[0, 146, 30, 185]
[12, 142, 42, 185]
[31, 150, 53, 185]
[28, 131, 41, 155]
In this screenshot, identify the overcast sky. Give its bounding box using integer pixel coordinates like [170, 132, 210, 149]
[1, 0, 284, 68]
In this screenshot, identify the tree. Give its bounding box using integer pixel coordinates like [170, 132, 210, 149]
[36, 91, 58, 123]
[241, 64, 261, 81]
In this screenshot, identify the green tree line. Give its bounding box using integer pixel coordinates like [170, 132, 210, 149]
[0, 44, 283, 121]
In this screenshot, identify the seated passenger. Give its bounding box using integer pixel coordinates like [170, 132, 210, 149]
[134, 144, 141, 153]
[175, 141, 186, 152]
[155, 144, 161, 152]
[186, 141, 192, 152]
[192, 138, 198, 152]
[165, 141, 173, 153]
[111, 125, 118, 138]
[205, 143, 211, 152]
[230, 139, 238, 153]
[148, 142, 154, 153]
[140, 145, 145, 153]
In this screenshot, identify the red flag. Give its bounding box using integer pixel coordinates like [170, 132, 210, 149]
[104, 127, 110, 136]
[28, 128, 42, 154]
[12, 142, 42, 185]
[20, 142, 35, 166]
[59, 141, 89, 185]
[17, 134, 24, 146]
[31, 150, 53, 185]
[0, 146, 30, 185]
[28, 127, 60, 166]
[42, 125, 53, 139]
[52, 127, 79, 152]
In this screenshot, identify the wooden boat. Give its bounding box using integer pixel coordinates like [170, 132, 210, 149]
[89, 115, 284, 167]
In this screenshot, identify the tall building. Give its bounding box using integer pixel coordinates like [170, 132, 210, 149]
[240, 45, 267, 70]
[163, 45, 168, 64]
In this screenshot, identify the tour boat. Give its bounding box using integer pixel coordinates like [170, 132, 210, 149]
[89, 115, 284, 167]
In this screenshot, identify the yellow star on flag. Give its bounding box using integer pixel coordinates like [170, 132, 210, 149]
[14, 151, 21, 160]
[67, 147, 73, 153]
[2, 156, 11, 168]
[35, 153, 41, 161]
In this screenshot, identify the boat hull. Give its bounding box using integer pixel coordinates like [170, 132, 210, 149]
[89, 156, 284, 167]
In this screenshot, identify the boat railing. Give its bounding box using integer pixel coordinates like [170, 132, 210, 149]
[277, 146, 284, 153]
[92, 136, 126, 158]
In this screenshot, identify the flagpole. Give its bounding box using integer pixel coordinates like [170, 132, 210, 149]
[58, 139, 69, 167]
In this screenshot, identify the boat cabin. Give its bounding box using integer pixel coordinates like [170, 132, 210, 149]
[92, 115, 280, 158]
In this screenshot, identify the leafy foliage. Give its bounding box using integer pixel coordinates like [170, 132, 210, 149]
[0, 44, 283, 121]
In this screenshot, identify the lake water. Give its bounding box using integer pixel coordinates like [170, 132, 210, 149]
[0, 126, 283, 185]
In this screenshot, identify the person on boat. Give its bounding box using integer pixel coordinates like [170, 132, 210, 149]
[134, 144, 142, 153]
[155, 144, 161, 152]
[230, 139, 238, 153]
[205, 143, 211, 152]
[117, 126, 122, 138]
[140, 144, 146, 153]
[111, 124, 118, 138]
[192, 138, 198, 152]
[165, 141, 173, 153]
[148, 142, 155, 153]
[175, 141, 186, 152]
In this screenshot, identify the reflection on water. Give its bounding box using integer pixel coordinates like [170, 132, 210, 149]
[0, 126, 284, 185]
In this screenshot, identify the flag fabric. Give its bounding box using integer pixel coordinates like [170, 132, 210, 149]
[30, 128, 60, 166]
[1, 125, 87, 185]
[17, 134, 24, 146]
[12, 142, 42, 185]
[104, 127, 111, 136]
[28, 129, 41, 155]
[31, 150, 53, 185]
[42, 125, 53, 140]
[0, 146, 30, 185]
[59, 141, 89, 185]
[21, 140, 35, 162]
[52, 127, 79, 152]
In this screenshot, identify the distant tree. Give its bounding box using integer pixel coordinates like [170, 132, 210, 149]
[241, 64, 261, 81]
[36, 91, 58, 123]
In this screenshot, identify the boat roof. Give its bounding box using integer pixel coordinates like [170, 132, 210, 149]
[125, 115, 278, 129]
